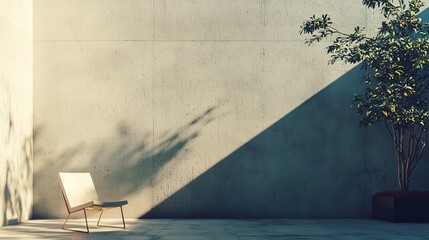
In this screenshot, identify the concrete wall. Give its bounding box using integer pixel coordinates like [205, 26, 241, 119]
[0, 0, 33, 225]
[33, 0, 429, 219]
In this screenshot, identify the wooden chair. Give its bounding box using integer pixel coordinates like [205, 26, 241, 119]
[58, 172, 128, 233]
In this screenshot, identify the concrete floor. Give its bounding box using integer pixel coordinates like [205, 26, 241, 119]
[0, 219, 428, 239]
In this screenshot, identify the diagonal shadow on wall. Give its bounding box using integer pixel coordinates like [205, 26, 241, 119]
[142, 67, 371, 218]
[143, 50, 429, 219]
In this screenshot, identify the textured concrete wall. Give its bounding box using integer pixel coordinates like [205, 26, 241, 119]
[0, 0, 33, 225]
[33, 0, 429, 219]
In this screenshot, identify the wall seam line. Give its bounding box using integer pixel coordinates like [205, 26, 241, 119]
[151, 0, 155, 210]
[32, 39, 309, 43]
[0, 17, 32, 40]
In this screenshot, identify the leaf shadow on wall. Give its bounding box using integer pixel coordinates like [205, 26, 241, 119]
[3, 136, 32, 225]
[0, 82, 33, 226]
[32, 106, 217, 218]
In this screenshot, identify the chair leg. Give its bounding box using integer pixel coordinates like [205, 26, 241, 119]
[62, 213, 70, 230]
[83, 209, 89, 233]
[97, 210, 104, 226]
[62, 210, 90, 233]
[120, 206, 126, 229]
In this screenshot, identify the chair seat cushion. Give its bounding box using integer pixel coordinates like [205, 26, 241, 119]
[93, 200, 128, 207]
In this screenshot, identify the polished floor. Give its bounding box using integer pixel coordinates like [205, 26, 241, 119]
[0, 219, 429, 239]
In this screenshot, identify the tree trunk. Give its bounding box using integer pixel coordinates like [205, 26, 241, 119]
[387, 124, 427, 192]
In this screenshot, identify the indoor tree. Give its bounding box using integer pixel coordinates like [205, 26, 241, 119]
[300, 0, 429, 192]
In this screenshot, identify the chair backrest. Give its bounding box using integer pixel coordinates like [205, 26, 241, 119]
[58, 172, 99, 212]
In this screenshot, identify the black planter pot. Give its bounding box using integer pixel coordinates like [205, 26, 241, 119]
[372, 192, 429, 222]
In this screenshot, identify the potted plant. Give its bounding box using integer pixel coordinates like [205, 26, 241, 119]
[300, 0, 429, 222]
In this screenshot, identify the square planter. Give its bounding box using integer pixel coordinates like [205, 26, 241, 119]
[372, 192, 429, 222]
